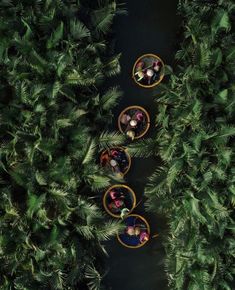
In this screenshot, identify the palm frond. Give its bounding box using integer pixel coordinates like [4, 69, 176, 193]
[47, 22, 64, 49]
[85, 265, 101, 290]
[82, 139, 97, 165]
[127, 138, 157, 157]
[98, 131, 126, 149]
[99, 87, 122, 111]
[70, 19, 90, 39]
[86, 174, 110, 191]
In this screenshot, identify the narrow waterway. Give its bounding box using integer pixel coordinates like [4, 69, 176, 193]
[104, 1, 180, 289]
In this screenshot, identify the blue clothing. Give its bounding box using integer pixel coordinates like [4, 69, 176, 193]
[119, 233, 140, 246]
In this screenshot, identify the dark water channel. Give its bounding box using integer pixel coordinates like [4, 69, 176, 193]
[104, 1, 180, 289]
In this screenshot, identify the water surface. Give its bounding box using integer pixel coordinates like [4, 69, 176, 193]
[104, 1, 180, 289]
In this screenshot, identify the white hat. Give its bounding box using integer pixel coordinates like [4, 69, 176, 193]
[146, 69, 154, 77]
[126, 130, 135, 140]
[130, 120, 137, 127]
[110, 159, 117, 167]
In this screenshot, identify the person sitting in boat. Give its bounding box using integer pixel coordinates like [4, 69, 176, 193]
[135, 61, 145, 82]
[109, 159, 122, 175]
[120, 208, 130, 219]
[153, 60, 162, 72]
[108, 198, 125, 214]
[101, 149, 123, 175]
[126, 226, 135, 236]
[108, 189, 125, 211]
[109, 189, 124, 200]
[145, 68, 155, 85]
[120, 113, 131, 125]
[100, 151, 110, 167]
[151, 60, 163, 83]
[101, 152, 116, 171]
[145, 60, 163, 85]
[139, 231, 150, 243]
[109, 190, 117, 200]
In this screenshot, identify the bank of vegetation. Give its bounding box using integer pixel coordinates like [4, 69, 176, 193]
[129, 1, 235, 289]
[0, 0, 125, 289]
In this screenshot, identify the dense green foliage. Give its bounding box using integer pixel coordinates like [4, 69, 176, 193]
[0, 0, 126, 289]
[129, 0, 235, 289]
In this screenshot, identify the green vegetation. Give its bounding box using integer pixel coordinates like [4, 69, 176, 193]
[1, 0, 234, 289]
[0, 0, 126, 289]
[129, 0, 235, 289]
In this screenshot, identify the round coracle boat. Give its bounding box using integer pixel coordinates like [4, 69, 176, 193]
[103, 184, 136, 218]
[132, 53, 165, 88]
[118, 105, 150, 140]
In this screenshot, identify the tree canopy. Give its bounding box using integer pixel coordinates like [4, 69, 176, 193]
[0, 0, 125, 289]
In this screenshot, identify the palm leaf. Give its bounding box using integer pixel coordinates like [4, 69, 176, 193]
[99, 87, 122, 111]
[82, 139, 97, 165]
[85, 265, 101, 290]
[70, 19, 90, 39]
[47, 22, 64, 49]
[98, 131, 126, 149]
[92, 4, 115, 35]
[127, 138, 157, 157]
[86, 174, 110, 191]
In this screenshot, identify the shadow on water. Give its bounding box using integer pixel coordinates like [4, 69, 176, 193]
[103, 1, 180, 289]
